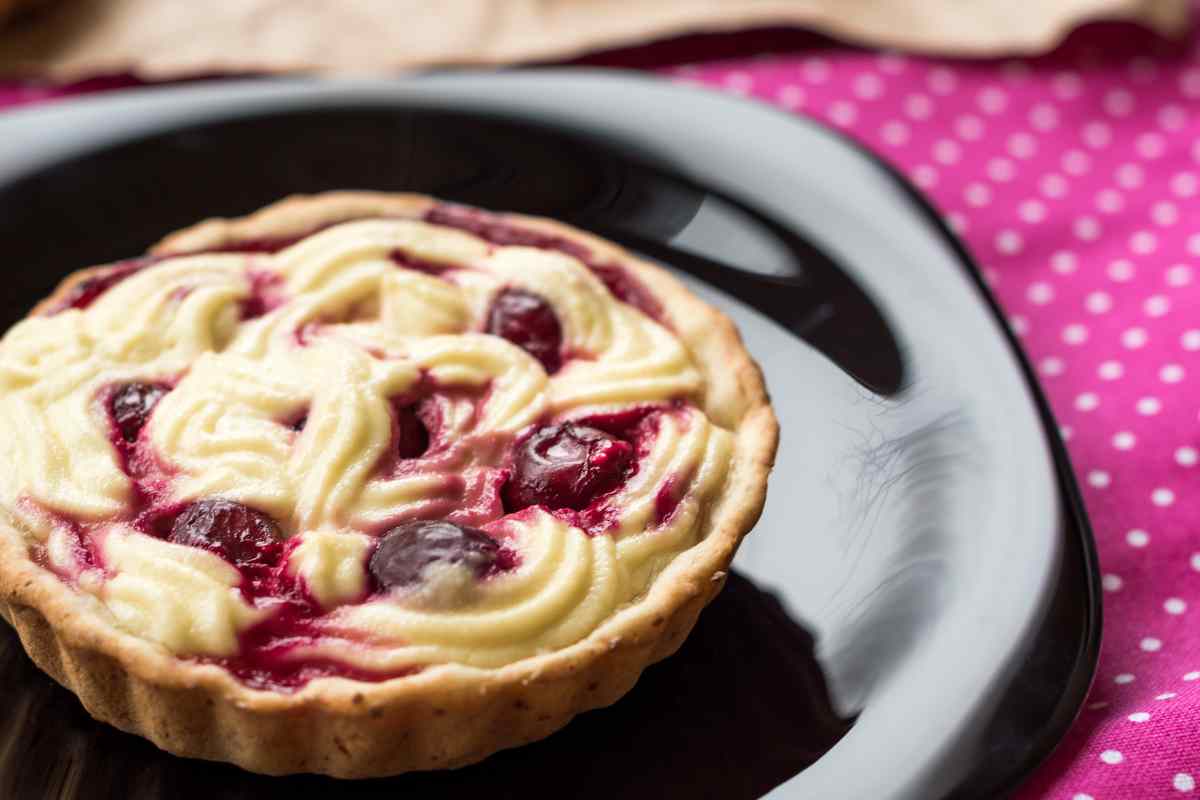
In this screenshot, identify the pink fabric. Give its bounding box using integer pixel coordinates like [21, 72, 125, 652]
[4, 16, 1200, 798]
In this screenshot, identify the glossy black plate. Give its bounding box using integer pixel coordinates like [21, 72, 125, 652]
[0, 72, 1099, 799]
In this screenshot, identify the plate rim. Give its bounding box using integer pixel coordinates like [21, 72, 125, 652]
[0, 69, 1101, 799]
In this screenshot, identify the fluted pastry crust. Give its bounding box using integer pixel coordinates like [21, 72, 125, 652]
[0, 192, 777, 776]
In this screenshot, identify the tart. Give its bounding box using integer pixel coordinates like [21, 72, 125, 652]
[0, 192, 777, 777]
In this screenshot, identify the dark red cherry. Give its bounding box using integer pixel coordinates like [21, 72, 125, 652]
[369, 520, 499, 591]
[503, 424, 634, 512]
[168, 499, 283, 568]
[49, 260, 148, 315]
[394, 403, 430, 459]
[109, 382, 169, 443]
[485, 289, 563, 373]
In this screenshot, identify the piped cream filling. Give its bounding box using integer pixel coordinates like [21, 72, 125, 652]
[0, 215, 733, 668]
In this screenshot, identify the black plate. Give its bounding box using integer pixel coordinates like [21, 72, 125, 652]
[0, 73, 1099, 800]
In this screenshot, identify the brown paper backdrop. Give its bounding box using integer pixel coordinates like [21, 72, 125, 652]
[0, 0, 1191, 81]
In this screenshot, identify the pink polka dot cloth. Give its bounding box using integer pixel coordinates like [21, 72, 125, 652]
[3, 13, 1200, 798]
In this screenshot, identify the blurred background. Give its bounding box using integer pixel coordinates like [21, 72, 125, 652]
[3, 2, 1200, 798]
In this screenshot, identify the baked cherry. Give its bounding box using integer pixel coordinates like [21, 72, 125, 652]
[395, 403, 430, 459]
[109, 382, 169, 443]
[503, 424, 634, 512]
[369, 520, 499, 591]
[49, 260, 147, 314]
[485, 289, 563, 373]
[168, 499, 283, 568]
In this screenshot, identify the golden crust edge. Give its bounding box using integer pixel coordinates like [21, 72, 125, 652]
[0, 191, 779, 777]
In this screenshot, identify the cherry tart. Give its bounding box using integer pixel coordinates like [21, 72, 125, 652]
[0, 192, 777, 777]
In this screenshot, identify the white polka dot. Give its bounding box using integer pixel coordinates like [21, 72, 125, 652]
[1072, 794, 1095, 800]
[1176, 446, 1198, 466]
[1145, 295, 1171, 317]
[1185, 671, 1200, 680]
[1165, 598, 1187, 614]
[1113, 431, 1136, 450]
[1063, 149, 1092, 175]
[1060, 425, 1073, 441]
[802, 58, 830, 82]
[1123, 327, 1149, 348]
[965, 182, 992, 207]
[1029, 103, 1059, 131]
[995, 229, 1023, 255]
[912, 165, 938, 188]
[1041, 173, 1068, 198]
[905, 93, 933, 120]
[723, 72, 754, 93]
[1192, 554, 1200, 572]
[1166, 264, 1192, 286]
[1064, 324, 1089, 345]
[1075, 216, 1101, 241]
[978, 87, 1008, 114]
[1137, 396, 1161, 415]
[1105, 89, 1135, 116]
[828, 101, 857, 127]
[777, 85, 807, 109]
[1100, 749, 1124, 765]
[1115, 672, 1136, 683]
[1009, 315, 1028, 336]
[1136, 132, 1167, 159]
[1172, 172, 1198, 198]
[1128, 711, 1151, 723]
[1127, 529, 1150, 547]
[1018, 199, 1046, 223]
[945, 212, 967, 234]
[1154, 202, 1180, 226]
[1180, 68, 1200, 97]
[927, 67, 958, 95]
[1087, 470, 1111, 488]
[1041, 356, 1065, 376]
[1130, 230, 1158, 254]
[1110, 259, 1137, 282]
[1052, 251, 1077, 274]
[1083, 120, 1112, 149]
[1158, 91, 1183, 129]
[1141, 637, 1163, 652]
[1181, 330, 1200, 350]
[1098, 360, 1124, 380]
[1157, 692, 1177, 700]
[880, 120, 909, 145]
[1008, 132, 1037, 159]
[1153, 488, 1175, 507]
[1174, 773, 1195, 792]
[1086, 291, 1113, 314]
[1161, 364, 1185, 383]
[1096, 188, 1124, 213]
[1189, 234, 1200, 257]
[1103, 573, 1124, 591]
[1074, 393, 1099, 412]
[1116, 163, 1145, 189]
[988, 157, 1016, 182]
[954, 114, 984, 140]
[1027, 281, 1054, 304]
[853, 74, 884, 100]
[1053, 71, 1083, 99]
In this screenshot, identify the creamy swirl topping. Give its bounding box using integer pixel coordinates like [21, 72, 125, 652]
[0, 208, 733, 685]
